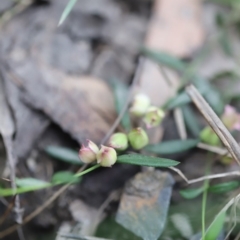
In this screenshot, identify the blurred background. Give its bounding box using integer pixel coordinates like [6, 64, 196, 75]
[1, 0, 240, 239]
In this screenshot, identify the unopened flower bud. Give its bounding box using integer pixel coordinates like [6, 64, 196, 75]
[128, 127, 149, 150]
[221, 105, 240, 131]
[200, 126, 221, 146]
[143, 106, 165, 128]
[108, 133, 128, 151]
[97, 145, 117, 167]
[130, 93, 151, 116]
[79, 141, 99, 163]
[87, 139, 99, 154]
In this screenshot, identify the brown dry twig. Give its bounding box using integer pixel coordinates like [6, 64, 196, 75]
[186, 84, 240, 166]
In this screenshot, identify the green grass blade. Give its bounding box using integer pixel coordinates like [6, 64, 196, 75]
[117, 154, 179, 167]
[45, 146, 82, 165]
[205, 211, 226, 240]
[209, 181, 240, 193]
[145, 139, 199, 155]
[180, 187, 205, 199]
[58, 0, 78, 26]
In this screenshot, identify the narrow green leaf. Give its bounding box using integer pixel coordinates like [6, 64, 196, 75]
[45, 146, 82, 165]
[192, 77, 225, 116]
[117, 154, 179, 167]
[209, 181, 240, 193]
[145, 139, 199, 155]
[111, 80, 131, 131]
[16, 178, 50, 188]
[58, 0, 78, 26]
[182, 105, 201, 137]
[205, 211, 226, 240]
[180, 187, 205, 199]
[52, 171, 80, 184]
[142, 48, 186, 71]
[0, 183, 52, 197]
[164, 91, 191, 110]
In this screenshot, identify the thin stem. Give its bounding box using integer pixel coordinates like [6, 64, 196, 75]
[201, 178, 209, 240]
[75, 164, 100, 178]
[100, 57, 144, 145]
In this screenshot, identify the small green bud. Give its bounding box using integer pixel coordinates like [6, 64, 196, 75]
[200, 126, 221, 146]
[128, 127, 149, 150]
[143, 106, 165, 128]
[79, 140, 99, 163]
[130, 93, 151, 116]
[108, 133, 128, 151]
[97, 145, 117, 167]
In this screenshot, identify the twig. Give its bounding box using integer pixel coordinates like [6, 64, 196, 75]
[3, 137, 23, 225]
[0, 196, 16, 226]
[169, 167, 240, 184]
[173, 108, 187, 140]
[186, 84, 240, 166]
[0, 0, 31, 29]
[100, 57, 144, 144]
[197, 143, 230, 156]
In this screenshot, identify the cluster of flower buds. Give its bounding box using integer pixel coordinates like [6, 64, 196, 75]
[108, 127, 149, 151]
[130, 93, 165, 128]
[200, 105, 240, 146]
[79, 140, 117, 167]
[79, 127, 149, 167]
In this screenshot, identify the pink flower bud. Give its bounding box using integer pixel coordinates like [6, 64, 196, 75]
[221, 105, 240, 131]
[87, 140, 99, 153]
[97, 145, 117, 167]
[78, 140, 99, 163]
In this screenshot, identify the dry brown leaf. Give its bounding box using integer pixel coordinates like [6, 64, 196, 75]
[146, 0, 204, 57]
[9, 61, 116, 144]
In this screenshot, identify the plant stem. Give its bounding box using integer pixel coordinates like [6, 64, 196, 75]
[75, 164, 100, 177]
[201, 177, 209, 240]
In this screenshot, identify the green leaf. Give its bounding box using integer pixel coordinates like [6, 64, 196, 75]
[209, 181, 240, 193]
[51, 171, 80, 184]
[142, 48, 186, 71]
[164, 91, 191, 110]
[111, 80, 131, 131]
[180, 187, 205, 199]
[182, 105, 201, 137]
[117, 154, 179, 167]
[16, 178, 50, 188]
[0, 180, 52, 197]
[58, 0, 78, 26]
[192, 77, 225, 116]
[205, 211, 226, 240]
[45, 146, 82, 165]
[145, 139, 199, 155]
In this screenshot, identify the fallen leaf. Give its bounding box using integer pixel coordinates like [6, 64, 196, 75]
[5, 61, 116, 144]
[116, 170, 174, 240]
[3, 75, 50, 159]
[146, 0, 204, 57]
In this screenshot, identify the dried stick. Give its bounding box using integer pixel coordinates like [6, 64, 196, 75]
[186, 84, 240, 166]
[174, 108, 187, 140]
[100, 57, 144, 144]
[169, 167, 240, 184]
